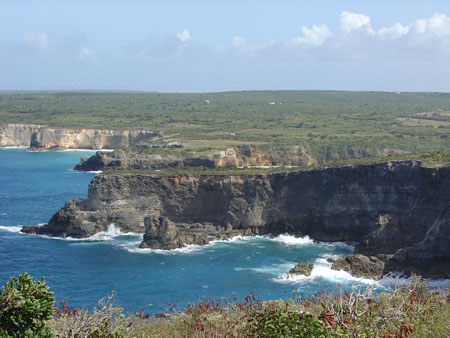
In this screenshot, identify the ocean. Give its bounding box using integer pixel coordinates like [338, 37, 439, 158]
[0, 148, 444, 313]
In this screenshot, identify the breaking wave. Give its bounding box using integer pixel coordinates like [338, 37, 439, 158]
[273, 254, 378, 285]
[121, 241, 207, 255]
[36, 224, 142, 242]
[0, 225, 23, 233]
[271, 234, 314, 246]
[0, 146, 27, 149]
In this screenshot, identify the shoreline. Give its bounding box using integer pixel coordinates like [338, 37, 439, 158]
[7, 223, 450, 284]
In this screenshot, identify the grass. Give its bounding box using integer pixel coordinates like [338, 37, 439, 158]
[1, 91, 450, 162]
[46, 278, 450, 337]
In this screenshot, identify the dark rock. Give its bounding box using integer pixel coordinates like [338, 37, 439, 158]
[383, 208, 450, 278]
[289, 261, 313, 276]
[21, 225, 46, 235]
[23, 160, 450, 277]
[140, 216, 182, 249]
[74, 149, 216, 172]
[330, 254, 385, 280]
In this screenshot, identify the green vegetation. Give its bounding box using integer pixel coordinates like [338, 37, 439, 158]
[103, 151, 450, 176]
[1, 91, 450, 162]
[0, 273, 54, 338]
[2, 274, 449, 337]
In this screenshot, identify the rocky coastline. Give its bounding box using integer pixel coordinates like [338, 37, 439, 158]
[22, 160, 450, 279]
[73, 146, 317, 171]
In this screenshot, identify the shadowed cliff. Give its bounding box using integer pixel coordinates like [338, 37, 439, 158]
[22, 160, 450, 278]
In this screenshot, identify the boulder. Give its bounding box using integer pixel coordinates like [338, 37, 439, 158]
[289, 261, 314, 276]
[330, 254, 385, 280]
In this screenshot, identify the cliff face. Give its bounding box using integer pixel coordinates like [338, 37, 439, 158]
[74, 146, 317, 171]
[23, 161, 450, 277]
[0, 124, 161, 150]
[74, 149, 217, 171]
[0, 124, 43, 147]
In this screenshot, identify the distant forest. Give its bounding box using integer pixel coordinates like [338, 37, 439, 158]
[1, 91, 449, 162]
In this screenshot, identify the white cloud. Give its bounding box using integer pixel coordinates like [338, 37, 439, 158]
[78, 47, 92, 60]
[377, 13, 450, 40]
[410, 13, 450, 38]
[291, 24, 332, 46]
[176, 29, 192, 43]
[378, 23, 409, 39]
[231, 36, 246, 48]
[24, 32, 50, 49]
[226, 36, 275, 57]
[340, 11, 373, 34]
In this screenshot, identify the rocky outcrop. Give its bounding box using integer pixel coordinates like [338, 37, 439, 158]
[140, 216, 215, 249]
[74, 149, 216, 171]
[0, 124, 161, 150]
[330, 254, 385, 280]
[74, 146, 316, 171]
[384, 208, 450, 279]
[289, 261, 313, 276]
[22, 160, 450, 278]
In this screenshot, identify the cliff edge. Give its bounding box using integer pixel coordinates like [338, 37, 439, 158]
[22, 160, 450, 278]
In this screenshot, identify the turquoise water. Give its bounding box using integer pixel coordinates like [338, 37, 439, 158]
[0, 148, 385, 313]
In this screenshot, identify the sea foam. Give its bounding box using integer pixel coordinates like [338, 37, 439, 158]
[36, 224, 142, 242]
[271, 234, 314, 246]
[274, 254, 378, 285]
[0, 146, 27, 149]
[0, 225, 23, 233]
[122, 241, 207, 255]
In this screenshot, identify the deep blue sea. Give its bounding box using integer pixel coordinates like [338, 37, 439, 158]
[2, 148, 443, 314]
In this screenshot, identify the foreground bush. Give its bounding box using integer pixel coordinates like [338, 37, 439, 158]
[2, 273, 449, 337]
[47, 278, 450, 338]
[0, 273, 54, 338]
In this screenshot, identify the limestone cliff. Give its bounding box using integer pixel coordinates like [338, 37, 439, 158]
[0, 124, 43, 147]
[0, 124, 161, 150]
[22, 160, 450, 278]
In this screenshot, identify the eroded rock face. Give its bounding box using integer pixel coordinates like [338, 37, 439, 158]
[140, 216, 210, 249]
[0, 124, 43, 147]
[0, 124, 161, 150]
[29, 127, 160, 150]
[330, 254, 385, 280]
[74, 150, 216, 171]
[289, 261, 313, 276]
[384, 209, 450, 278]
[22, 160, 450, 277]
[74, 146, 317, 171]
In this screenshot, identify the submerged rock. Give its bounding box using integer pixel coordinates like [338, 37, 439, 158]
[289, 261, 313, 276]
[330, 254, 385, 280]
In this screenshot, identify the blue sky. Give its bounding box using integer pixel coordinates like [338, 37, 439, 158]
[1, 1, 450, 92]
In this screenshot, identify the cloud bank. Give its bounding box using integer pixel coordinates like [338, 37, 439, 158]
[1, 11, 450, 91]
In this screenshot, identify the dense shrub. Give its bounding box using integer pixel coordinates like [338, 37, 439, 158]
[48, 293, 122, 338]
[247, 307, 339, 337]
[0, 273, 54, 338]
[2, 273, 449, 337]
